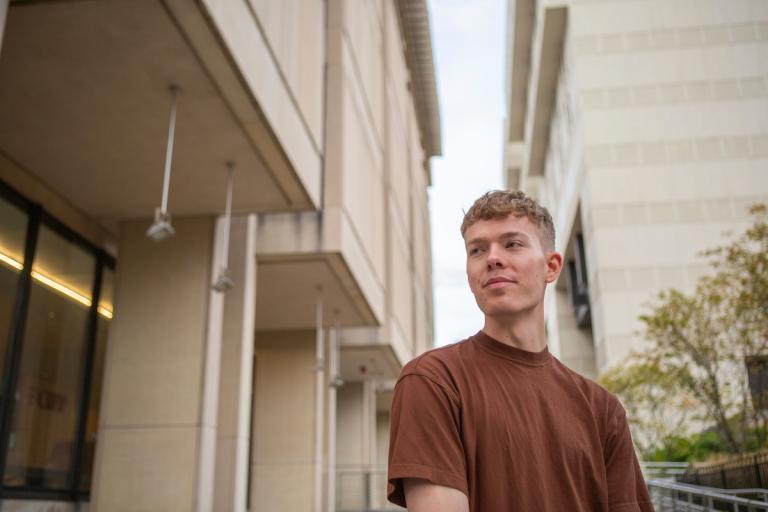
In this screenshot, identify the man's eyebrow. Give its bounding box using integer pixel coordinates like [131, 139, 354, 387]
[465, 231, 530, 246]
[500, 231, 530, 240]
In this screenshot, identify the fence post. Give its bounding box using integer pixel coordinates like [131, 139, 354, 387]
[755, 455, 764, 489]
[722, 468, 727, 489]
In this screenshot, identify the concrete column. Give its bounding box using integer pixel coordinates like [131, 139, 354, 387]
[213, 215, 258, 512]
[91, 217, 222, 511]
[373, 406, 391, 508]
[326, 325, 340, 512]
[336, 379, 380, 510]
[361, 380, 376, 466]
[362, 380, 377, 505]
[250, 330, 320, 511]
[313, 299, 325, 512]
[554, 289, 597, 379]
[336, 382, 363, 510]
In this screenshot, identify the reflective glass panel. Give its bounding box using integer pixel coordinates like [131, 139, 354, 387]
[3, 224, 94, 489]
[0, 195, 28, 415]
[79, 266, 113, 491]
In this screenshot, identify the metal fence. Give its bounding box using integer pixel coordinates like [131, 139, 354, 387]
[647, 478, 768, 511]
[335, 460, 768, 511]
[680, 453, 768, 490]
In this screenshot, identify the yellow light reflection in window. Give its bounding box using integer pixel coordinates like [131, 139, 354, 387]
[0, 250, 113, 319]
[0, 251, 23, 271]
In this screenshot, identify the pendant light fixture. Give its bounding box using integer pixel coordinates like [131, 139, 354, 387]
[212, 161, 235, 293]
[146, 84, 181, 242]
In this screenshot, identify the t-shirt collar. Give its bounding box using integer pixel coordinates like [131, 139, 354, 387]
[473, 330, 552, 366]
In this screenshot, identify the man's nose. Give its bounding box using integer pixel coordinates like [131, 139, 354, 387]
[486, 245, 505, 269]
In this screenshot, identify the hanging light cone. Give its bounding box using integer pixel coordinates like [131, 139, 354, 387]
[212, 161, 235, 293]
[146, 84, 181, 242]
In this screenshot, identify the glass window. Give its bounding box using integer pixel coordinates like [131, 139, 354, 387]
[0, 196, 28, 403]
[3, 224, 95, 489]
[78, 266, 113, 491]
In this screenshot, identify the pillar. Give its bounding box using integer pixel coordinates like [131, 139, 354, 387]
[249, 330, 322, 511]
[213, 215, 258, 512]
[90, 217, 223, 511]
[336, 378, 378, 510]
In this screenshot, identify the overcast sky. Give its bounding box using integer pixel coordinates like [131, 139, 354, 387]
[427, 0, 507, 345]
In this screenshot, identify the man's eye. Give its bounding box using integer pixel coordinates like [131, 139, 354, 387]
[506, 241, 522, 248]
[469, 247, 482, 255]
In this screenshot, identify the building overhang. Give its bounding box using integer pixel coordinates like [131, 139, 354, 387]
[339, 327, 408, 383]
[254, 211, 381, 331]
[522, 7, 568, 178]
[506, 0, 536, 143]
[0, 0, 320, 235]
[396, 0, 442, 160]
[525, 6, 567, 178]
[504, 141, 525, 189]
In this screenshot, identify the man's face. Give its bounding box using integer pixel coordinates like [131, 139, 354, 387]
[464, 215, 562, 318]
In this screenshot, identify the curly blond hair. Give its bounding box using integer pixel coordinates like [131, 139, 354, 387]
[460, 190, 556, 250]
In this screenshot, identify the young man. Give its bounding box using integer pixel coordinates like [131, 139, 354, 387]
[387, 190, 653, 511]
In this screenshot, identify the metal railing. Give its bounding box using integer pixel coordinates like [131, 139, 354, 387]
[643, 461, 691, 479]
[679, 452, 768, 490]
[647, 478, 768, 511]
[335, 462, 768, 511]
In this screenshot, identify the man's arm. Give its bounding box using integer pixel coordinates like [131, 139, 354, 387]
[387, 373, 468, 507]
[605, 400, 654, 512]
[404, 479, 470, 512]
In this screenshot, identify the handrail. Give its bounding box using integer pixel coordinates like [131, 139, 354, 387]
[715, 488, 768, 504]
[642, 461, 690, 479]
[647, 478, 768, 511]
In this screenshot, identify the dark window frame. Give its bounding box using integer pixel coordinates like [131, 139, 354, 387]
[0, 179, 115, 502]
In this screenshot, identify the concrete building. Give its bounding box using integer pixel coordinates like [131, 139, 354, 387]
[503, 0, 768, 378]
[0, 0, 439, 510]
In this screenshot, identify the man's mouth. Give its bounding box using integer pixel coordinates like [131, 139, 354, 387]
[483, 276, 516, 288]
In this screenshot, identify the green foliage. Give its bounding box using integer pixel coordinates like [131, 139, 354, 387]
[601, 204, 768, 456]
[642, 426, 768, 463]
[643, 430, 730, 463]
[600, 359, 695, 453]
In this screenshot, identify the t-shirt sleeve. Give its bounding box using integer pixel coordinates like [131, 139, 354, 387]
[387, 373, 468, 507]
[604, 400, 654, 512]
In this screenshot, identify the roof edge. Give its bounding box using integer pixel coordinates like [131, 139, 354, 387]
[396, 0, 442, 158]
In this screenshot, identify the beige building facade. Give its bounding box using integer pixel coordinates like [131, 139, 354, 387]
[504, 0, 768, 378]
[0, 0, 438, 510]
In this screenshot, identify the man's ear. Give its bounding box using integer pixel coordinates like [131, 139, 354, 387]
[545, 251, 563, 284]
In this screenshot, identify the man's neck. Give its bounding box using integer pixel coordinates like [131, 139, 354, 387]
[481, 308, 547, 353]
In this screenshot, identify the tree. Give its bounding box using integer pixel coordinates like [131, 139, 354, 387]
[601, 204, 768, 456]
[600, 358, 696, 454]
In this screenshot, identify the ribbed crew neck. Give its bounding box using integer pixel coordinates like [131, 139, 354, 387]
[473, 330, 551, 366]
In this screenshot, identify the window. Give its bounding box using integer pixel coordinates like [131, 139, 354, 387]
[3, 225, 96, 489]
[78, 267, 113, 492]
[0, 181, 114, 501]
[0, 195, 28, 392]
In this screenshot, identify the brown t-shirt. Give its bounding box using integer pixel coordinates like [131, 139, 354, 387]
[387, 331, 653, 511]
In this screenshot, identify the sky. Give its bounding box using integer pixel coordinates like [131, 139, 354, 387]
[427, 0, 507, 345]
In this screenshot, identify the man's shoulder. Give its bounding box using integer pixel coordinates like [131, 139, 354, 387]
[552, 357, 623, 413]
[398, 338, 471, 384]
